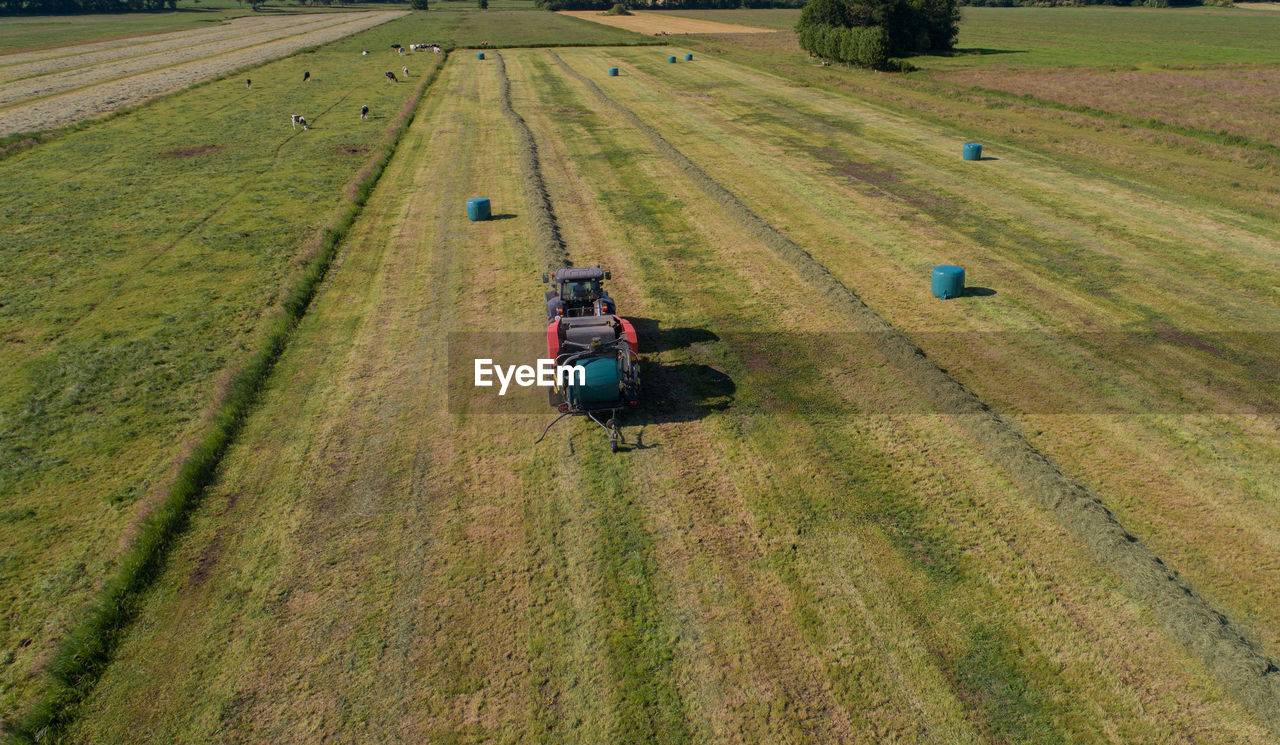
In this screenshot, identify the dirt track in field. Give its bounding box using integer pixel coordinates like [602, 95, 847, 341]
[0, 10, 404, 137]
[557, 10, 773, 35]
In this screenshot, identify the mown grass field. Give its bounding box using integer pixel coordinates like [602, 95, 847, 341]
[38, 33, 1280, 745]
[4, 5, 1280, 743]
[0, 11, 435, 723]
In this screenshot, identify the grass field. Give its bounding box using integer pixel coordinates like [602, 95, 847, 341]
[4, 5, 1280, 743]
[31, 38, 1280, 744]
[0, 12, 435, 724]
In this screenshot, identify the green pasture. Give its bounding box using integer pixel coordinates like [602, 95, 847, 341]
[662, 5, 1280, 70]
[0, 9, 254, 53]
[933, 5, 1280, 70]
[0, 12, 434, 722]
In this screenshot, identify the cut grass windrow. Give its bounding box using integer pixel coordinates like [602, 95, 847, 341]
[494, 52, 570, 275]
[3, 53, 450, 745]
[499, 56, 688, 742]
[548, 50, 1280, 736]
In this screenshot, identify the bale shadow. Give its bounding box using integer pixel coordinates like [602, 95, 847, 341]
[961, 286, 997, 298]
[978, 156, 1000, 161]
[488, 213, 518, 221]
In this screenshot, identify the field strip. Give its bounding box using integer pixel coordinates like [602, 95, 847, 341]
[548, 50, 1280, 736]
[5, 48, 447, 744]
[509, 46, 1271, 741]
[0, 11, 404, 137]
[493, 52, 569, 274]
[54, 53, 552, 743]
[0, 15, 286, 67]
[0, 15, 343, 84]
[556, 10, 774, 35]
[557, 46, 1280, 658]
[0, 13, 379, 110]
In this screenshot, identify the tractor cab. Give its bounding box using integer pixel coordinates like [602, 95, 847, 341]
[543, 266, 616, 323]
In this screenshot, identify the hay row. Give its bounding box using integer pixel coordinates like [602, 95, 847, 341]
[494, 52, 571, 274]
[548, 50, 1280, 735]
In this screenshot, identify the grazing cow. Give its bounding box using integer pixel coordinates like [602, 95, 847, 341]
[385, 71, 398, 82]
[361, 105, 369, 120]
[362, 50, 369, 56]
[402, 66, 409, 76]
[245, 78, 251, 89]
[480, 41, 488, 47]
[391, 44, 401, 49]
[398, 47, 404, 56]
[291, 114, 308, 130]
[302, 70, 310, 82]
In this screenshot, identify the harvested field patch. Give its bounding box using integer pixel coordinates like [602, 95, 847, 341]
[0, 11, 405, 137]
[934, 66, 1280, 149]
[557, 10, 774, 36]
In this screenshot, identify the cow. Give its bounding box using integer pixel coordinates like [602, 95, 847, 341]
[302, 70, 310, 82]
[245, 78, 251, 89]
[290, 114, 308, 130]
[385, 71, 398, 82]
[403, 65, 409, 77]
[361, 105, 369, 120]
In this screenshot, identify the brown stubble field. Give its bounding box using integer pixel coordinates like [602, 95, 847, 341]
[934, 66, 1280, 149]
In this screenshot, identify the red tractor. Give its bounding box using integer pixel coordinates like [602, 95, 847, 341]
[537, 267, 640, 452]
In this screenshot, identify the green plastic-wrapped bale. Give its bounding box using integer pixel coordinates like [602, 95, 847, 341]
[569, 357, 620, 405]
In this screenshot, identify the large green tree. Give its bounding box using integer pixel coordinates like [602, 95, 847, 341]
[797, 0, 958, 64]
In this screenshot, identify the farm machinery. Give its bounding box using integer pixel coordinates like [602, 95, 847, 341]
[536, 266, 640, 452]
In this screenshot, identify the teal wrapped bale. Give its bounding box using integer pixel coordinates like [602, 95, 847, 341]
[685, 53, 693, 61]
[932, 265, 965, 299]
[609, 67, 619, 76]
[963, 142, 982, 161]
[478, 52, 485, 60]
[668, 56, 677, 63]
[466, 197, 491, 222]
[568, 357, 620, 405]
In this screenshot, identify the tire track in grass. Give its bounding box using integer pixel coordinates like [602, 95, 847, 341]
[549, 50, 1280, 737]
[496, 51, 690, 745]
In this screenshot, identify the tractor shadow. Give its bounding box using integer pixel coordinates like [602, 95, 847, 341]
[627, 318, 735, 429]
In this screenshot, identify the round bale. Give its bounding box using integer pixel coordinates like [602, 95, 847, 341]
[467, 198, 492, 222]
[931, 265, 965, 300]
